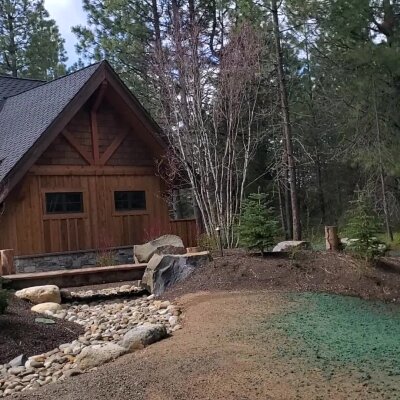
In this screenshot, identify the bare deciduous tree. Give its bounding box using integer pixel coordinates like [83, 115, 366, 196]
[153, 17, 272, 246]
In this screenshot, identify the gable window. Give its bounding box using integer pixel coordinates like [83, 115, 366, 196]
[45, 192, 84, 214]
[114, 191, 146, 211]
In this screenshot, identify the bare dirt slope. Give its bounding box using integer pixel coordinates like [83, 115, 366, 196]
[14, 291, 398, 400]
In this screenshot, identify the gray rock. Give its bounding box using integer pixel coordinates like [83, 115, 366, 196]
[76, 343, 127, 370]
[120, 324, 167, 352]
[141, 251, 212, 295]
[9, 354, 27, 368]
[134, 235, 185, 263]
[272, 241, 311, 252]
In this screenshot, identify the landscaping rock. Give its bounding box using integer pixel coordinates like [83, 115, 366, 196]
[8, 354, 27, 368]
[141, 251, 212, 295]
[272, 241, 311, 252]
[15, 285, 61, 304]
[120, 324, 167, 352]
[31, 303, 63, 314]
[35, 317, 56, 325]
[134, 235, 185, 263]
[1, 287, 182, 397]
[76, 343, 127, 370]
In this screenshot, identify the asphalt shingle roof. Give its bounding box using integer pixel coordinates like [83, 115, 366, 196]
[0, 76, 45, 100]
[0, 63, 102, 183]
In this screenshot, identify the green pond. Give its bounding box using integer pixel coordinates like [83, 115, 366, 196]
[264, 293, 400, 392]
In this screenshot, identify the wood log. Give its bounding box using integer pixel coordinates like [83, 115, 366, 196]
[325, 226, 340, 251]
[0, 249, 15, 275]
[186, 247, 201, 254]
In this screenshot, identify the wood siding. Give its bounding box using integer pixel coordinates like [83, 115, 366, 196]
[0, 92, 197, 256]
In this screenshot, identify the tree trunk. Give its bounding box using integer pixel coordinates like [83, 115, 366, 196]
[380, 168, 393, 241]
[277, 177, 288, 239]
[193, 191, 204, 237]
[271, 0, 301, 240]
[7, 13, 18, 77]
[373, 81, 393, 242]
[325, 226, 340, 251]
[315, 156, 326, 224]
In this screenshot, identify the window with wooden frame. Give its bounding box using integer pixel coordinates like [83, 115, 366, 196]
[114, 191, 146, 212]
[45, 192, 84, 214]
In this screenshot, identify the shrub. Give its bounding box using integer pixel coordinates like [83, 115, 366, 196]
[343, 194, 387, 260]
[96, 249, 117, 267]
[237, 192, 279, 255]
[197, 233, 219, 252]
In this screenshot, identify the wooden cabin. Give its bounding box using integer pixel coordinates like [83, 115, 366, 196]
[0, 61, 196, 271]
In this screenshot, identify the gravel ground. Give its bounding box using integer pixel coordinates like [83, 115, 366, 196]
[12, 291, 400, 400]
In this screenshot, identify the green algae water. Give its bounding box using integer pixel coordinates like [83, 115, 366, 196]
[265, 293, 400, 392]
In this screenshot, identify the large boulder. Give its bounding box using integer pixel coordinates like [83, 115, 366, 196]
[141, 251, 212, 296]
[76, 343, 127, 370]
[134, 235, 186, 263]
[120, 324, 167, 352]
[15, 285, 61, 304]
[31, 302, 63, 314]
[272, 241, 311, 252]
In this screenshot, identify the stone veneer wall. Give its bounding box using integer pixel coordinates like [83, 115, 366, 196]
[15, 247, 134, 273]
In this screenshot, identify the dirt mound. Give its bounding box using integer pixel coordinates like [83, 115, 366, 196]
[164, 250, 400, 303]
[0, 296, 83, 365]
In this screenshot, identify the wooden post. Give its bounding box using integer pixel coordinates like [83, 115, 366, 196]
[325, 226, 340, 251]
[0, 249, 15, 275]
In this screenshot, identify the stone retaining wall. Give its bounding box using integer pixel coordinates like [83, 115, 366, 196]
[15, 247, 134, 273]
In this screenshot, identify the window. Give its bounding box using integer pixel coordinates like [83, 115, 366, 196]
[114, 191, 146, 211]
[45, 192, 84, 214]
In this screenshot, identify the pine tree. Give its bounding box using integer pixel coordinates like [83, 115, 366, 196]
[0, 0, 67, 79]
[72, 0, 154, 107]
[238, 193, 279, 255]
[344, 193, 386, 260]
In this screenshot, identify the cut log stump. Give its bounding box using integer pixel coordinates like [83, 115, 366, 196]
[325, 226, 340, 251]
[0, 249, 15, 275]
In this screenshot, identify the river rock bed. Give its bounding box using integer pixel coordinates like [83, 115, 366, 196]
[0, 294, 181, 397]
[60, 283, 145, 302]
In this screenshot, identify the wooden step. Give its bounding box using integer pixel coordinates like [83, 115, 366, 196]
[2, 264, 147, 290]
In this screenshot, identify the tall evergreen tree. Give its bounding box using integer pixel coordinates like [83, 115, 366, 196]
[0, 0, 67, 80]
[73, 0, 151, 101]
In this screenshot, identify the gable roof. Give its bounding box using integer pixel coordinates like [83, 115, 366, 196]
[0, 75, 45, 100]
[0, 61, 165, 202]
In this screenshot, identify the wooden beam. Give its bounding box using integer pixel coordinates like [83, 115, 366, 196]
[62, 130, 94, 165]
[99, 129, 128, 166]
[90, 111, 100, 164]
[91, 81, 107, 164]
[29, 165, 155, 176]
[92, 81, 107, 112]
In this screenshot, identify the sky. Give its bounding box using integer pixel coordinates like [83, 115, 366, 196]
[44, 0, 87, 65]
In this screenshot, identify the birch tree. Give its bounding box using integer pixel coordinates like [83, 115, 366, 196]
[153, 16, 273, 246]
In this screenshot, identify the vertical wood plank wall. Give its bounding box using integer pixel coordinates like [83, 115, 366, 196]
[0, 96, 197, 256]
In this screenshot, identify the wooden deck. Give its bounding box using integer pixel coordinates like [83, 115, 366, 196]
[2, 263, 147, 290]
